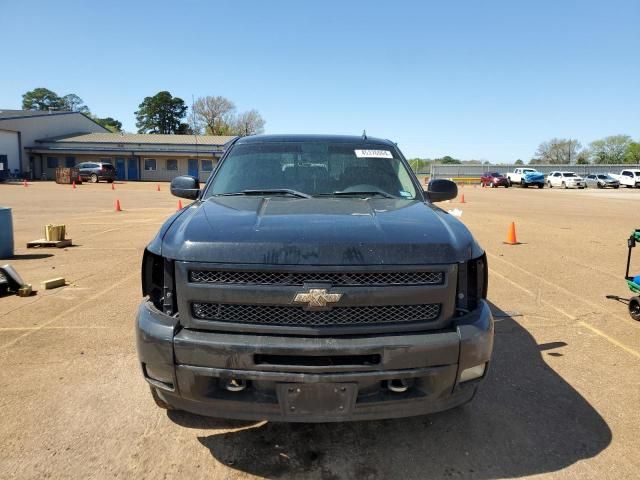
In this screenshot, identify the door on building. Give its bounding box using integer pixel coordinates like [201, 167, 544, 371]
[127, 157, 139, 180]
[188, 159, 199, 179]
[115, 158, 126, 180]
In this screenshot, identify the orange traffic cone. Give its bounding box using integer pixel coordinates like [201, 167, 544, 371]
[157, 184, 160, 192]
[177, 200, 183, 210]
[115, 199, 122, 212]
[72, 180, 76, 189]
[504, 222, 519, 245]
[23, 179, 28, 187]
[460, 194, 466, 204]
[111, 182, 115, 190]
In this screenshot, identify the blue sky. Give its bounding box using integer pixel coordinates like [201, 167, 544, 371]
[1, 0, 638, 162]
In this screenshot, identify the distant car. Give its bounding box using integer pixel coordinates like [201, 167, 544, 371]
[77, 162, 116, 183]
[547, 171, 585, 189]
[585, 174, 620, 189]
[480, 172, 510, 188]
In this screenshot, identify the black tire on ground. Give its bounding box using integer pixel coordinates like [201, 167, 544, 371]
[629, 296, 640, 321]
[521, 182, 528, 188]
[505, 183, 510, 188]
[597, 182, 603, 189]
[562, 182, 567, 189]
[537, 183, 544, 189]
[548, 182, 553, 188]
[614, 185, 620, 189]
[150, 386, 176, 410]
[90, 173, 98, 183]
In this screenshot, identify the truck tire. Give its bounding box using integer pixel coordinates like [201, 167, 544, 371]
[150, 386, 176, 410]
[537, 183, 544, 189]
[562, 181, 567, 189]
[521, 182, 528, 188]
[629, 297, 640, 321]
[548, 181, 553, 188]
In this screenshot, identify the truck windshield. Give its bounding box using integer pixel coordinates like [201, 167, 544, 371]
[206, 142, 418, 199]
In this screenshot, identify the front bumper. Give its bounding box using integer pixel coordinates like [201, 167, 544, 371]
[136, 300, 494, 422]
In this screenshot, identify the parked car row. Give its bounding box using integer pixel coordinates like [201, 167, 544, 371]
[479, 167, 640, 190]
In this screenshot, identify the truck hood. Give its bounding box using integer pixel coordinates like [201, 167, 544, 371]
[156, 196, 483, 265]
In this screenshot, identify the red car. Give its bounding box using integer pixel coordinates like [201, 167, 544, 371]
[480, 172, 510, 188]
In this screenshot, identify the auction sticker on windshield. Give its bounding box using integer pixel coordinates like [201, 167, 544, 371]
[354, 149, 393, 159]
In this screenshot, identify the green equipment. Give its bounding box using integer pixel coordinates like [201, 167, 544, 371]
[624, 229, 640, 321]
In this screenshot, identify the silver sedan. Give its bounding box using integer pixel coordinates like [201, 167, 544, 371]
[585, 174, 620, 189]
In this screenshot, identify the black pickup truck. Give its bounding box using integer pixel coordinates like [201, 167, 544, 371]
[136, 134, 493, 422]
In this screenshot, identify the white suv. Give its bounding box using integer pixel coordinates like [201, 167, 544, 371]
[547, 171, 586, 189]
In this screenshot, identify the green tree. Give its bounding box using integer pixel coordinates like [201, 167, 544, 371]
[61, 93, 90, 113]
[575, 150, 590, 164]
[135, 91, 188, 134]
[22, 87, 63, 111]
[624, 142, 640, 164]
[92, 116, 122, 132]
[437, 155, 461, 164]
[515, 159, 524, 165]
[589, 135, 632, 164]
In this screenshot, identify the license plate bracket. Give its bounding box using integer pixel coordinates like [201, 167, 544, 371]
[277, 383, 357, 417]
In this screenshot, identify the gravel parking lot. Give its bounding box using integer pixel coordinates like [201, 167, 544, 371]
[1, 181, 639, 479]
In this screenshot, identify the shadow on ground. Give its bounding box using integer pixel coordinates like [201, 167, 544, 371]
[171, 302, 612, 479]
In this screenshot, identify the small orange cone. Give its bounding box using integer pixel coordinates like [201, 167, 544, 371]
[460, 194, 466, 204]
[23, 179, 28, 187]
[111, 182, 115, 190]
[157, 184, 160, 192]
[177, 200, 183, 210]
[504, 222, 519, 245]
[115, 199, 122, 212]
[72, 180, 76, 189]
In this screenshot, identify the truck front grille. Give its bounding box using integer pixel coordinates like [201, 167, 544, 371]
[191, 302, 441, 327]
[189, 270, 444, 286]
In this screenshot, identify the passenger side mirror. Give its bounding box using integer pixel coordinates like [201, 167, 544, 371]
[170, 175, 200, 200]
[425, 179, 458, 203]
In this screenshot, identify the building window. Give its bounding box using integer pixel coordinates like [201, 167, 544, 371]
[201, 160, 213, 171]
[46, 157, 58, 168]
[65, 156, 76, 167]
[166, 159, 178, 171]
[144, 158, 157, 171]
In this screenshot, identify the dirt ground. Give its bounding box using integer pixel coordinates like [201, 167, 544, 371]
[0, 180, 639, 479]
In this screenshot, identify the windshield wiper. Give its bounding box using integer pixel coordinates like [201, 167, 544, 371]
[215, 189, 311, 199]
[315, 190, 396, 199]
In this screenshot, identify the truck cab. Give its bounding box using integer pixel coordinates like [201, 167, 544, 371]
[136, 134, 494, 422]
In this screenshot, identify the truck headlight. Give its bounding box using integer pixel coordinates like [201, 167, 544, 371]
[141, 249, 176, 314]
[457, 254, 488, 313]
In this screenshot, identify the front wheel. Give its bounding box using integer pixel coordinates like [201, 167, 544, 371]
[548, 181, 553, 188]
[562, 182, 567, 189]
[629, 297, 640, 321]
[597, 182, 603, 189]
[614, 185, 620, 189]
[90, 173, 98, 183]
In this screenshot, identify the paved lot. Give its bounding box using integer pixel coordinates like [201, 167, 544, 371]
[0, 181, 639, 479]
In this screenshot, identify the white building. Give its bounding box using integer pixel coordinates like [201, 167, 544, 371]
[0, 109, 234, 181]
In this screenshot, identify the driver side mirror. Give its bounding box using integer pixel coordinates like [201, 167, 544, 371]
[170, 175, 200, 200]
[425, 179, 458, 202]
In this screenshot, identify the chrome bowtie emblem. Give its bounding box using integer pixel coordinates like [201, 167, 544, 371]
[293, 288, 343, 308]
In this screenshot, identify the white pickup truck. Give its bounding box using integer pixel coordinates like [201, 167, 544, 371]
[506, 168, 546, 188]
[609, 169, 640, 188]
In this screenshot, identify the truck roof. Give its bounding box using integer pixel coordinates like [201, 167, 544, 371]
[235, 134, 396, 147]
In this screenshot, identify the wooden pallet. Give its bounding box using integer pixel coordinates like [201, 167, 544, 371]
[26, 238, 72, 249]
